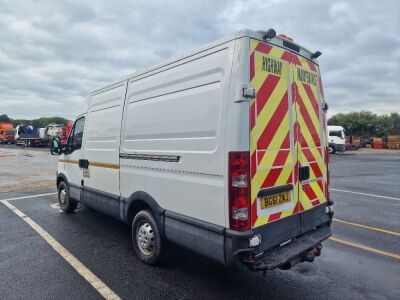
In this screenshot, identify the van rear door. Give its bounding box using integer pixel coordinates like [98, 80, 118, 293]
[249, 40, 299, 233]
[249, 38, 328, 235]
[292, 53, 328, 233]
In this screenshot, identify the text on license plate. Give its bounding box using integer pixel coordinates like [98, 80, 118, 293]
[260, 191, 291, 209]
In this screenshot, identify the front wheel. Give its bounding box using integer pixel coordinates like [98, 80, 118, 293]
[328, 145, 336, 154]
[132, 210, 163, 265]
[58, 181, 78, 213]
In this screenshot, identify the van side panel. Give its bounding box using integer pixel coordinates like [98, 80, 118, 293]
[83, 83, 127, 210]
[120, 41, 236, 227]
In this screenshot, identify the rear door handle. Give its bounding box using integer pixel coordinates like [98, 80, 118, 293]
[299, 165, 310, 181]
[79, 159, 89, 169]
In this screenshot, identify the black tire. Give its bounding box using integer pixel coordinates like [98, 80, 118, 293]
[131, 210, 163, 265]
[58, 181, 78, 213]
[328, 145, 336, 154]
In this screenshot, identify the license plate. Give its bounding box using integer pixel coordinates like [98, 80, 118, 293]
[260, 191, 291, 209]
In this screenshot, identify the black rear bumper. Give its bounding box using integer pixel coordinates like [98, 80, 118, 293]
[163, 201, 333, 270]
[224, 202, 333, 270]
[251, 225, 331, 270]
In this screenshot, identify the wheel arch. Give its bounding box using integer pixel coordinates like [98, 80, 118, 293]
[123, 191, 165, 237]
[56, 173, 68, 188]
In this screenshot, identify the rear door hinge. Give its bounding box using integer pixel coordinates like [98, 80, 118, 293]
[235, 84, 256, 102]
[243, 86, 256, 98]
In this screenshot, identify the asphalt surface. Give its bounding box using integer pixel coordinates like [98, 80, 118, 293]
[0, 150, 399, 299]
[0, 145, 57, 193]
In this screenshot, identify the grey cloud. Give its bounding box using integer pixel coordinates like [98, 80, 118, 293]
[0, 0, 399, 119]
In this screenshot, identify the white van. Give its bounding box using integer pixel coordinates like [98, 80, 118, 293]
[51, 29, 332, 271]
[327, 125, 346, 154]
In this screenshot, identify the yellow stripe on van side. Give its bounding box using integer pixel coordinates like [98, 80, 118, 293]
[59, 159, 120, 170]
[90, 162, 120, 170]
[59, 159, 79, 164]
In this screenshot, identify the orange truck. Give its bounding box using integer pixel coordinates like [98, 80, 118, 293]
[0, 122, 15, 144]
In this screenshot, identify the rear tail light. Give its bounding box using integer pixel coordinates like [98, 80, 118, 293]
[229, 152, 251, 231]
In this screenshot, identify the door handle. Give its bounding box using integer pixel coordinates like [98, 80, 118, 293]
[79, 159, 89, 169]
[299, 165, 310, 181]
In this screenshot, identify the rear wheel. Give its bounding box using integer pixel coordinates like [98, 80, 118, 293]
[58, 181, 78, 213]
[131, 210, 163, 265]
[328, 145, 336, 154]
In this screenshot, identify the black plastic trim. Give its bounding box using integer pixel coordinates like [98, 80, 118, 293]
[257, 184, 293, 198]
[165, 210, 225, 234]
[283, 40, 300, 52]
[82, 186, 120, 220]
[122, 191, 165, 235]
[56, 173, 68, 187]
[251, 224, 331, 271]
[120, 153, 180, 162]
[164, 211, 226, 264]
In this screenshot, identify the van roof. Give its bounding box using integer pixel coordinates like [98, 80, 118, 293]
[89, 29, 320, 95]
[328, 126, 345, 130]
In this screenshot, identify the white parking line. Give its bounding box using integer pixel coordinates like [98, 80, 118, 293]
[0, 200, 121, 300]
[1, 192, 57, 201]
[331, 188, 400, 201]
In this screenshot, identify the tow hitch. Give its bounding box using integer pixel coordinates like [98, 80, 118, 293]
[280, 244, 323, 270]
[250, 225, 331, 273]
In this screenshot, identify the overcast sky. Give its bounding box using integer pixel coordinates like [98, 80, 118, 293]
[0, 0, 399, 120]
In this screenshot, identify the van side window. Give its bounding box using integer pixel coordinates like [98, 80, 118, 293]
[71, 117, 85, 151]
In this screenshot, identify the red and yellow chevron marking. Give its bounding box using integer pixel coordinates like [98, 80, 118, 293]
[293, 57, 327, 211]
[249, 39, 328, 228]
[250, 39, 296, 228]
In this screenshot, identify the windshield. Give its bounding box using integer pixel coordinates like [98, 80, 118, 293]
[4, 130, 15, 135]
[329, 130, 343, 138]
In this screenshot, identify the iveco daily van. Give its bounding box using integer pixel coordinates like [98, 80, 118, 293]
[51, 29, 333, 271]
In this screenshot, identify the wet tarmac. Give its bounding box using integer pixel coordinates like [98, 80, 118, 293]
[0, 147, 399, 299]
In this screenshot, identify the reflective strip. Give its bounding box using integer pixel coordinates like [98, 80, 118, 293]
[60, 159, 120, 170]
[249, 39, 327, 228]
[88, 162, 120, 170]
[59, 159, 79, 164]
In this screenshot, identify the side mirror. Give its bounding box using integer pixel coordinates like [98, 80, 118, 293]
[50, 137, 62, 155]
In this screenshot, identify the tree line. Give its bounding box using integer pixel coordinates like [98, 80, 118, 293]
[0, 114, 69, 129]
[328, 111, 400, 137]
[2, 111, 399, 137]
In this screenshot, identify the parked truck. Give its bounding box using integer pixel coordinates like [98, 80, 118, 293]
[327, 125, 346, 154]
[50, 29, 332, 272]
[16, 123, 72, 147]
[0, 122, 15, 144]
